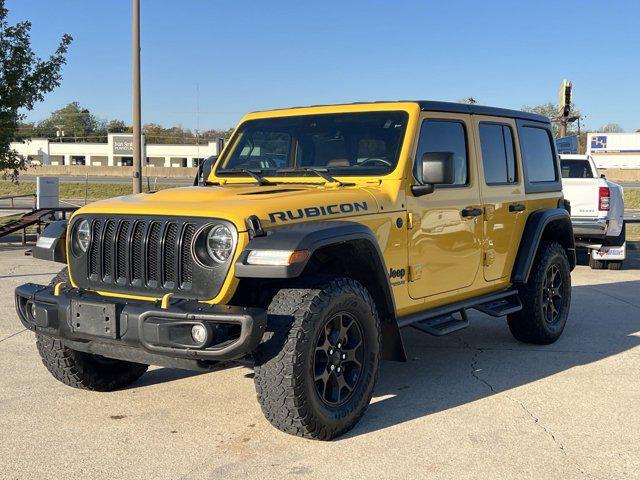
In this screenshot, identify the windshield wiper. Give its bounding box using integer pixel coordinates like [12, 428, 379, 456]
[222, 168, 271, 185]
[276, 167, 343, 186]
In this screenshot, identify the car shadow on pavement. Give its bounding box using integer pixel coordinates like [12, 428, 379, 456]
[342, 279, 640, 439]
[131, 367, 205, 387]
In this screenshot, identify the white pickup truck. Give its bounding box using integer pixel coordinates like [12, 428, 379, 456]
[560, 154, 625, 270]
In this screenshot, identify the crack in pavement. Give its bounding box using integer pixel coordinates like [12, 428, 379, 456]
[458, 337, 590, 478]
[0, 328, 27, 345]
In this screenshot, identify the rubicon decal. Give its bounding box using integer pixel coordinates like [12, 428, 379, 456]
[268, 201, 368, 223]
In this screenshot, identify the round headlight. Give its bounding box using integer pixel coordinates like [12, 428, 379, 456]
[76, 219, 91, 253]
[206, 224, 233, 262]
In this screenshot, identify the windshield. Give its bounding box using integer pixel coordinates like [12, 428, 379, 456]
[561, 159, 594, 179]
[216, 111, 409, 178]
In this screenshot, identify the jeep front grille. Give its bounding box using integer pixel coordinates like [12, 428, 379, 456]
[69, 215, 234, 300]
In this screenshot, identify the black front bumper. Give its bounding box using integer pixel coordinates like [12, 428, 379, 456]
[15, 283, 267, 371]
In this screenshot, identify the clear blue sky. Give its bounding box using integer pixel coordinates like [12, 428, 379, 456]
[7, 0, 640, 132]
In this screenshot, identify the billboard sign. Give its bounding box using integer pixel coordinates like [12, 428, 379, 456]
[556, 135, 578, 154]
[112, 135, 134, 155]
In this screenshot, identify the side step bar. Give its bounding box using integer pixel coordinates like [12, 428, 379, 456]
[411, 309, 469, 336]
[398, 289, 521, 336]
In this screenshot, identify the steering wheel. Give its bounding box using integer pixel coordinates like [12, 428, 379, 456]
[360, 157, 392, 167]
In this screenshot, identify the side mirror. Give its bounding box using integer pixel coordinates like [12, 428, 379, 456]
[411, 152, 455, 196]
[194, 156, 217, 186]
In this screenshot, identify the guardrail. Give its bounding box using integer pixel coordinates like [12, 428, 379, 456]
[0, 193, 36, 210]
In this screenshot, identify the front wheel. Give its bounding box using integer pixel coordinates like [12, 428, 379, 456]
[508, 241, 571, 344]
[36, 334, 148, 391]
[254, 277, 381, 440]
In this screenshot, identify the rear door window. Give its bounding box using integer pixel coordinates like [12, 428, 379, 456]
[519, 126, 557, 183]
[479, 123, 517, 184]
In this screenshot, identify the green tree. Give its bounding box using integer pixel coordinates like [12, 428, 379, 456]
[107, 119, 130, 133]
[522, 102, 583, 137]
[0, 0, 72, 179]
[36, 101, 106, 141]
[599, 123, 624, 133]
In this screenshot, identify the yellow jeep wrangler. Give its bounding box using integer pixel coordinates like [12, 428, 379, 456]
[16, 101, 575, 440]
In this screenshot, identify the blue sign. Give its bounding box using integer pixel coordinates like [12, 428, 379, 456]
[556, 135, 579, 154]
[591, 136, 607, 149]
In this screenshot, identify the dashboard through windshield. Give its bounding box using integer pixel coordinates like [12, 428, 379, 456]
[216, 111, 409, 178]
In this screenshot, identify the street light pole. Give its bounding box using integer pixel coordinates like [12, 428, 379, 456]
[132, 0, 142, 194]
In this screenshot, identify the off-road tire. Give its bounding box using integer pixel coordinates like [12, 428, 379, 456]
[35, 268, 148, 391]
[254, 277, 381, 440]
[508, 242, 571, 344]
[608, 260, 623, 270]
[589, 256, 605, 270]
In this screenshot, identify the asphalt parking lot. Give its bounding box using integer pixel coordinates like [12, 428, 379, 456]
[1, 247, 639, 480]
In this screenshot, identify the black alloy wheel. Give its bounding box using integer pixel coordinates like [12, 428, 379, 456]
[542, 264, 564, 325]
[313, 312, 364, 406]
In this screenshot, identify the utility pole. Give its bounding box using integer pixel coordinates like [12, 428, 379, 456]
[132, 0, 142, 194]
[558, 79, 572, 138]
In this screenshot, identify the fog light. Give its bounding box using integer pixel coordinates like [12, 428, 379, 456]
[29, 302, 37, 320]
[191, 324, 207, 344]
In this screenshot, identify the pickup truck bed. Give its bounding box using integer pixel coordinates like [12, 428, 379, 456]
[560, 154, 624, 247]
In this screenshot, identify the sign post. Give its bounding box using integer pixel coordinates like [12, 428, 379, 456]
[132, 0, 142, 194]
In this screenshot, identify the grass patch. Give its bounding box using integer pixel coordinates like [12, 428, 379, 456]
[0, 181, 179, 201]
[625, 189, 640, 210]
[628, 224, 640, 242]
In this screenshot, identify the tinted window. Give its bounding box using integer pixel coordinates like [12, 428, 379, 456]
[520, 127, 557, 182]
[479, 123, 517, 184]
[218, 111, 408, 176]
[561, 159, 594, 179]
[415, 120, 468, 185]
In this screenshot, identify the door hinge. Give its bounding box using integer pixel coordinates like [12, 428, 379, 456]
[483, 250, 495, 267]
[407, 212, 414, 230]
[408, 264, 422, 282]
[484, 204, 495, 221]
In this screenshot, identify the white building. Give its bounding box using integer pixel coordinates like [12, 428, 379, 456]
[587, 132, 640, 169]
[10, 133, 219, 168]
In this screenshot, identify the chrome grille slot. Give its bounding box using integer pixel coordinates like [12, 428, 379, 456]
[74, 215, 227, 300]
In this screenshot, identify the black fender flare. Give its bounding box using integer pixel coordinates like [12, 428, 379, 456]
[32, 220, 68, 264]
[512, 208, 576, 283]
[234, 221, 406, 361]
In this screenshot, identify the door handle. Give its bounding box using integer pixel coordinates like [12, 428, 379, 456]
[509, 203, 526, 213]
[461, 207, 483, 218]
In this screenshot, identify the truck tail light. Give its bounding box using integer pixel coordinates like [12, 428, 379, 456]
[598, 186, 610, 211]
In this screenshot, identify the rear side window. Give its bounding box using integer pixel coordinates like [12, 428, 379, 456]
[520, 127, 557, 183]
[561, 160, 594, 179]
[479, 123, 517, 184]
[415, 120, 468, 186]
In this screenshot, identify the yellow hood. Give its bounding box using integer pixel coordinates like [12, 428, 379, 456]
[73, 184, 382, 231]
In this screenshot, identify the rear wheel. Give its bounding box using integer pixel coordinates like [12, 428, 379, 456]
[508, 242, 571, 344]
[589, 256, 606, 270]
[608, 260, 623, 270]
[254, 277, 381, 440]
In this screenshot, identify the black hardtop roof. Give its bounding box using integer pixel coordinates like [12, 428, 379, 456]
[254, 100, 549, 124]
[414, 100, 549, 123]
